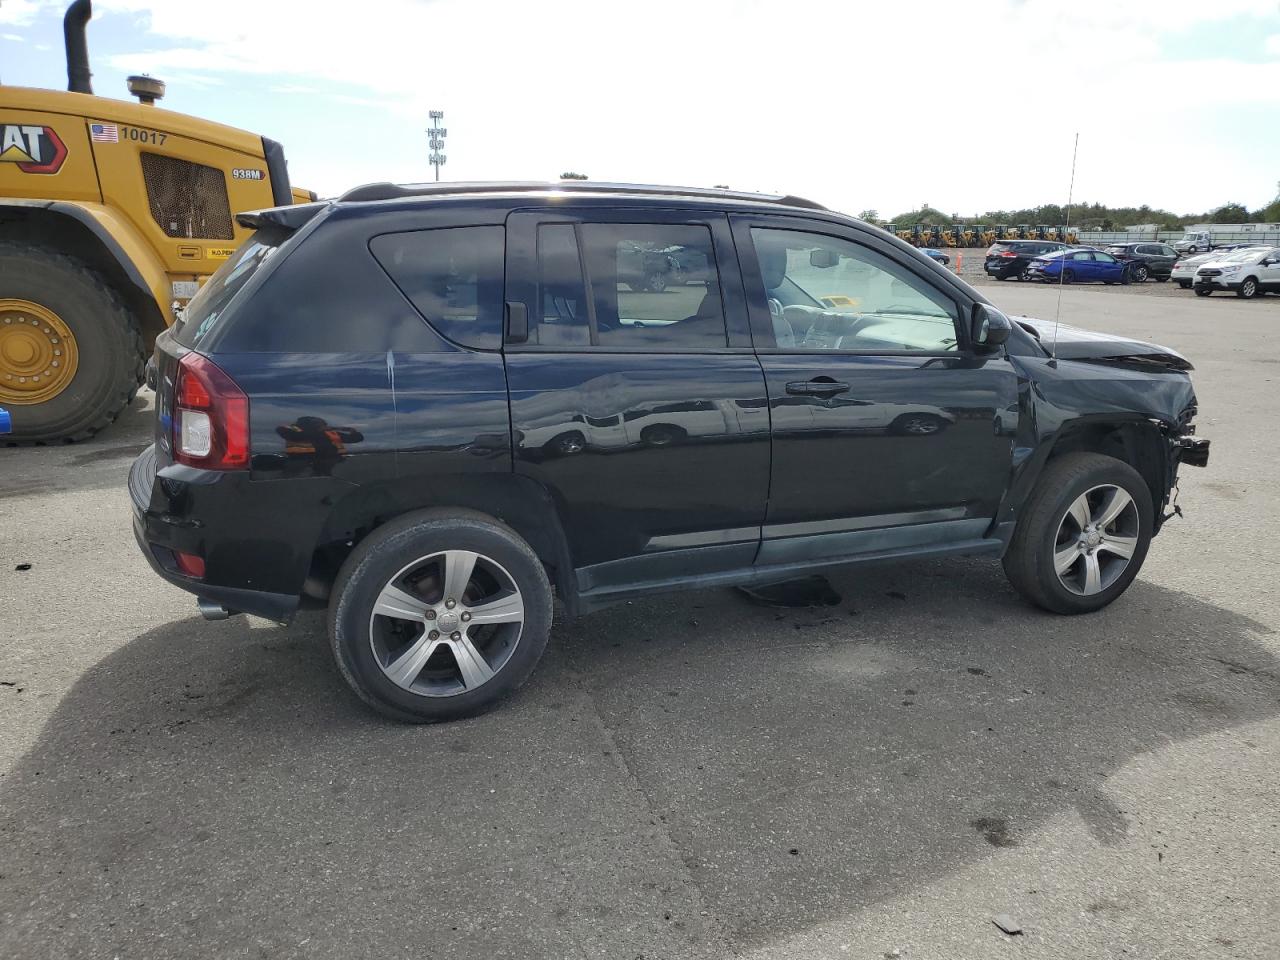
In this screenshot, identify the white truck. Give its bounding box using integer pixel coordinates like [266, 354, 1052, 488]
[1174, 224, 1280, 255]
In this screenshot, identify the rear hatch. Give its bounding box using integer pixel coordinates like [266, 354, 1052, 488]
[986, 242, 1028, 261]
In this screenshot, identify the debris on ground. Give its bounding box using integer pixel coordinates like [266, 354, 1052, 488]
[992, 913, 1023, 936]
[736, 576, 841, 608]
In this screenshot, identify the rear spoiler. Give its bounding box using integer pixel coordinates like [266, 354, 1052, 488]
[236, 201, 327, 233]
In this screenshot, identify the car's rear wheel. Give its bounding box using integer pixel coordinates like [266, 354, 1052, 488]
[1132, 264, 1149, 282]
[329, 511, 553, 722]
[1178, 281, 1191, 289]
[1003, 452, 1152, 615]
[1237, 278, 1259, 299]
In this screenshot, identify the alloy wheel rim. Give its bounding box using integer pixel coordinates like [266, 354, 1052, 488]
[0, 300, 79, 405]
[1243, 280, 1256, 297]
[368, 550, 525, 697]
[1053, 484, 1140, 596]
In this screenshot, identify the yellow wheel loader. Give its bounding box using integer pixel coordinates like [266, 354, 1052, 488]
[0, 1, 313, 443]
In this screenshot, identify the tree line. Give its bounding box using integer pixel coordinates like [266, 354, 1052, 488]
[869, 185, 1280, 229]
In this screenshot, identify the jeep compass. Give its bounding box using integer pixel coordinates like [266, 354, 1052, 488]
[130, 182, 1210, 722]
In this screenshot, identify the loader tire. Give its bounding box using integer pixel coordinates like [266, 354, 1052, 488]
[0, 243, 144, 444]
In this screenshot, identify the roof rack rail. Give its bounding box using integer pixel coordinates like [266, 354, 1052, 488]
[337, 180, 827, 211]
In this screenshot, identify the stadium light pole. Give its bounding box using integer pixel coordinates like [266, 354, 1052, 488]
[428, 110, 447, 182]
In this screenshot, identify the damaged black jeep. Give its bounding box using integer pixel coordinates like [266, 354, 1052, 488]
[129, 182, 1209, 721]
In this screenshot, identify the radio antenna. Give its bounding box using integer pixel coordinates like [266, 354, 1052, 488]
[1051, 132, 1079, 363]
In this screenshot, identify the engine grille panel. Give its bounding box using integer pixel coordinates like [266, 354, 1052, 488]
[140, 152, 234, 240]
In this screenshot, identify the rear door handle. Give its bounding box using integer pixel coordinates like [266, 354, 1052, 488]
[785, 379, 851, 396]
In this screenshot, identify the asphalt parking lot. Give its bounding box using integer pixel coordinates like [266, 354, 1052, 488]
[2, 284, 1278, 959]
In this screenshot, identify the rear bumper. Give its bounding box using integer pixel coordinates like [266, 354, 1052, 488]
[984, 261, 1021, 277]
[129, 444, 301, 623]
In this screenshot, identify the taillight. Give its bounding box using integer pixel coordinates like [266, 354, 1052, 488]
[999, 251, 1018, 257]
[173, 353, 249, 469]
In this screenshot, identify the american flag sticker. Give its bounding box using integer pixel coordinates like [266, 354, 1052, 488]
[89, 122, 118, 143]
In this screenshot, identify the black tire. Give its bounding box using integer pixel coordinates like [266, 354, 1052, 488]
[1237, 277, 1259, 299]
[1003, 452, 1153, 615]
[890, 412, 947, 436]
[0, 243, 143, 443]
[1195, 287, 1212, 297]
[546, 430, 585, 457]
[1062, 269, 1075, 284]
[1155, 275, 1169, 283]
[644, 271, 668, 293]
[1178, 281, 1191, 289]
[1132, 264, 1149, 282]
[640, 423, 686, 446]
[329, 510, 554, 723]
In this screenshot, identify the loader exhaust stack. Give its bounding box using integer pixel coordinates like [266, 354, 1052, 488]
[64, 0, 93, 95]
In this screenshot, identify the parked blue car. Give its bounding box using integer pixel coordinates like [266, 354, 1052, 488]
[919, 247, 951, 265]
[1027, 249, 1131, 284]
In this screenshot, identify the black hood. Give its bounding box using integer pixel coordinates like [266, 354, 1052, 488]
[1014, 317, 1193, 371]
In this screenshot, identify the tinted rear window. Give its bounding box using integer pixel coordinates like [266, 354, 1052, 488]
[172, 229, 284, 346]
[370, 226, 505, 350]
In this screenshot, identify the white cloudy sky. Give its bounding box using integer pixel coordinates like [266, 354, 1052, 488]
[3, 0, 1279, 217]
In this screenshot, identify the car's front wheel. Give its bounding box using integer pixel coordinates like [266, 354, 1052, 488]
[1003, 452, 1153, 615]
[1132, 264, 1149, 282]
[329, 511, 553, 722]
[1195, 287, 1212, 297]
[1237, 278, 1259, 299]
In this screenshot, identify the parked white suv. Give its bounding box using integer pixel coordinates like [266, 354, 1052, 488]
[1192, 247, 1280, 299]
[1171, 246, 1266, 289]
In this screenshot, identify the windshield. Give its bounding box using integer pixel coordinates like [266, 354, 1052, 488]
[171, 230, 285, 346]
[1219, 248, 1267, 264]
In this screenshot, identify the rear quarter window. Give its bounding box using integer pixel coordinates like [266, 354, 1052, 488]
[172, 229, 284, 347]
[370, 226, 505, 350]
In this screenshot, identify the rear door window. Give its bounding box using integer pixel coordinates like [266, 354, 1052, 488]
[370, 226, 505, 350]
[526, 222, 727, 349]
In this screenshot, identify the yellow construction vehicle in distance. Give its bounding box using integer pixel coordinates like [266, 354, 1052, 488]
[1, 0, 313, 443]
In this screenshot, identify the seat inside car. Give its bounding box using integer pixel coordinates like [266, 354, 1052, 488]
[757, 242, 796, 346]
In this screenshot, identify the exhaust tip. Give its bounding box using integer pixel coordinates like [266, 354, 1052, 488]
[197, 599, 236, 621]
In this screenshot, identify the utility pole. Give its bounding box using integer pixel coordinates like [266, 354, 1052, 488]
[427, 110, 447, 182]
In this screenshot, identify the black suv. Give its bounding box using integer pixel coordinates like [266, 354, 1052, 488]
[1104, 242, 1177, 282]
[984, 240, 1069, 280]
[130, 182, 1209, 722]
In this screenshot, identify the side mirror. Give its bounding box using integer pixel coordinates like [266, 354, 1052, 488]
[971, 303, 1012, 350]
[809, 248, 840, 269]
